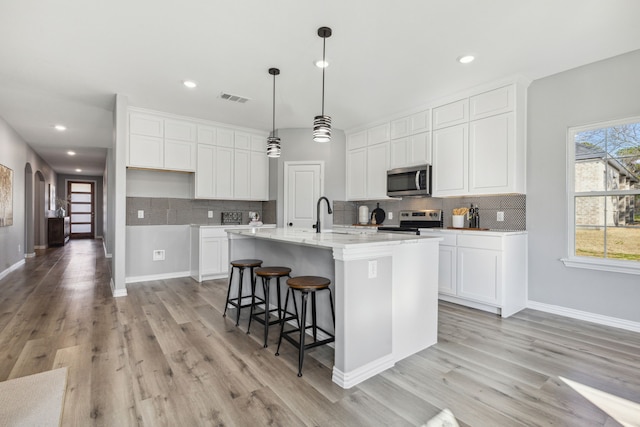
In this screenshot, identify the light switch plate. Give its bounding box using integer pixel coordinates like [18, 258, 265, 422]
[138, 210, 144, 219]
[208, 211, 213, 218]
[497, 211, 504, 221]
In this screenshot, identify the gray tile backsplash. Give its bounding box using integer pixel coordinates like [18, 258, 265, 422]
[335, 194, 526, 231]
[126, 197, 277, 226]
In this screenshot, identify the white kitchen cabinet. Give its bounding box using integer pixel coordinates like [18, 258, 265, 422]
[390, 109, 430, 139]
[366, 142, 390, 199]
[390, 137, 410, 169]
[195, 144, 215, 198]
[469, 85, 513, 121]
[130, 113, 163, 137]
[165, 119, 196, 141]
[190, 227, 229, 282]
[422, 230, 527, 318]
[217, 128, 235, 148]
[347, 131, 367, 150]
[346, 148, 367, 200]
[250, 150, 268, 200]
[433, 99, 468, 130]
[164, 138, 196, 171]
[234, 131, 251, 150]
[367, 124, 390, 145]
[233, 149, 251, 199]
[197, 125, 217, 145]
[432, 124, 468, 196]
[250, 134, 265, 152]
[469, 113, 514, 193]
[215, 146, 234, 198]
[128, 134, 164, 169]
[390, 131, 431, 169]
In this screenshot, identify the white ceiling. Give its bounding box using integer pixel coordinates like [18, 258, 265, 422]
[1, 0, 639, 176]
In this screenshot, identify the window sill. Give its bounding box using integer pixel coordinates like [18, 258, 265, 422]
[561, 257, 640, 275]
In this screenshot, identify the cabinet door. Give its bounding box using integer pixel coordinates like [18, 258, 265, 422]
[389, 138, 409, 169]
[457, 247, 501, 305]
[164, 119, 196, 141]
[367, 142, 390, 199]
[390, 117, 410, 139]
[164, 139, 196, 171]
[217, 128, 235, 148]
[410, 110, 430, 133]
[215, 147, 234, 198]
[433, 99, 468, 130]
[367, 124, 390, 145]
[201, 237, 224, 275]
[470, 85, 513, 120]
[346, 148, 367, 200]
[233, 149, 251, 199]
[250, 150, 269, 200]
[432, 124, 468, 196]
[438, 245, 456, 296]
[469, 113, 513, 194]
[250, 134, 265, 152]
[409, 131, 431, 166]
[347, 131, 367, 150]
[128, 134, 163, 168]
[129, 113, 163, 137]
[195, 144, 215, 198]
[197, 125, 217, 145]
[234, 131, 251, 150]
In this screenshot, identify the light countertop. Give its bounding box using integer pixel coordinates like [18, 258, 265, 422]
[419, 228, 527, 236]
[226, 227, 442, 249]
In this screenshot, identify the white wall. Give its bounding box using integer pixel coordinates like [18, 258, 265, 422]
[271, 128, 346, 228]
[527, 49, 640, 323]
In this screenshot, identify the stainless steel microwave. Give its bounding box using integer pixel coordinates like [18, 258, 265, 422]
[387, 164, 431, 197]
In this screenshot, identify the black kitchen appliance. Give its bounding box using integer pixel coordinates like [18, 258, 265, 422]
[378, 209, 443, 235]
[387, 164, 431, 197]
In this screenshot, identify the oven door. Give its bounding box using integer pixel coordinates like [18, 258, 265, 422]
[387, 165, 431, 197]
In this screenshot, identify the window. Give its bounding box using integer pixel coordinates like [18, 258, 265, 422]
[563, 117, 640, 275]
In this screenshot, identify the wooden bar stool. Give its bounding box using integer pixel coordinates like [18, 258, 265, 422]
[222, 259, 263, 327]
[247, 266, 297, 347]
[275, 276, 335, 377]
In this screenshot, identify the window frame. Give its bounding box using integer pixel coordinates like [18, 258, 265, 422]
[562, 116, 640, 275]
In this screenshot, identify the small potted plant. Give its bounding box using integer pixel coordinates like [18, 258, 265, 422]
[55, 196, 70, 218]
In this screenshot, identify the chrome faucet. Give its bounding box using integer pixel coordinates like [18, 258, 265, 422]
[315, 196, 333, 233]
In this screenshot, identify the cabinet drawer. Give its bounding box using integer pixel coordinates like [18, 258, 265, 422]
[201, 227, 229, 238]
[470, 86, 513, 120]
[457, 234, 503, 250]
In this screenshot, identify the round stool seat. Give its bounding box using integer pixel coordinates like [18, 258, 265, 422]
[287, 276, 331, 291]
[255, 267, 291, 277]
[230, 259, 263, 268]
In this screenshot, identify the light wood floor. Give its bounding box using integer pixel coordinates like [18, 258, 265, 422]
[1, 239, 639, 426]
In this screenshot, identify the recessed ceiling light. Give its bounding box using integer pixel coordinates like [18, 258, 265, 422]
[182, 80, 197, 89]
[54, 124, 67, 131]
[75, 169, 82, 172]
[315, 60, 329, 68]
[457, 55, 475, 64]
[67, 151, 76, 156]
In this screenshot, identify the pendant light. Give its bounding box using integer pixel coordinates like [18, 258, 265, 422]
[267, 67, 281, 158]
[313, 26, 332, 143]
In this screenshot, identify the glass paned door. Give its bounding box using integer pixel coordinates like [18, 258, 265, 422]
[67, 181, 94, 239]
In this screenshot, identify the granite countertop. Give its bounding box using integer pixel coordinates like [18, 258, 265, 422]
[227, 227, 442, 249]
[419, 228, 527, 236]
[190, 223, 276, 228]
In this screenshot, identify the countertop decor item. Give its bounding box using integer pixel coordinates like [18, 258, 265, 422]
[371, 203, 385, 225]
[452, 207, 468, 228]
[358, 205, 369, 224]
[266, 67, 282, 158]
[313, 27, 332, 143]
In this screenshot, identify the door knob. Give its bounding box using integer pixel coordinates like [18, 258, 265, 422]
[288, 222, 293, 226]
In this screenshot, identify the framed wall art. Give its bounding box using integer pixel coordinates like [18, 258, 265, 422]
[0, 163, 13, 227]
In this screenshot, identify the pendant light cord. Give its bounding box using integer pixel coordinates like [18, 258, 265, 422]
[321, 37, 326, 116]
[272, 72, 276, 135]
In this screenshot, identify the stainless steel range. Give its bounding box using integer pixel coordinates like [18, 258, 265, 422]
[378, 210, 443, 235]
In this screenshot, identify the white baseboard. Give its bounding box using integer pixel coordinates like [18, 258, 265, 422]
[110, 278, 128, 297]
[102, 240, 112, 259]
[0, 259, 25, 281]
[332, 354, 395, 389]
[527, 300, 640, 333]
[25, 252, 36, 258]
[126, 271, 191, 284]
[34, 245, 46, 250]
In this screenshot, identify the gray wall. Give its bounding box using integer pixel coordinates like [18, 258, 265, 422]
[0, 116, 57, 272]
[56, 174, 104, 238]
[271, 128, 347, 228]
[527, 49, 640, 322]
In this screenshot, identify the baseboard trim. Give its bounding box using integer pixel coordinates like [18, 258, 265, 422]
[102, 240, 112, 259]
[110, 278, 128, 297]
[126, 271, 191, 284]
[332, 354, 395, 389]
[34, 245, 46, 250]
[527, 300, 640, 333]
[0, 259, 26, 281]
[25, 252, 36, 258]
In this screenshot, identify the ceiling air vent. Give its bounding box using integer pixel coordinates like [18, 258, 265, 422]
[219, 92, 250, 103]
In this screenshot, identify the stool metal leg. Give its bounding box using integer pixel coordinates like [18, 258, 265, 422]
[235, 267, 244, 326]
[297, 291, 309, 377]
[262, 277, 271, 347]
[311, 292, 318, 341]
[246, 275, 261, 335]
[222, 267, 235, 318]
[275, 288, 291, 357]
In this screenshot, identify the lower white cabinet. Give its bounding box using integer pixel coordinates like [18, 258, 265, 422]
[190, 227, 229, 282]
[424, 230, 527, 318]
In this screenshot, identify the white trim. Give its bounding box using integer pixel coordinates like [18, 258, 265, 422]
[126, 270, 191, 284]
[527, 300, 640, 333]
[102, 240, 112, 258]
[110, 278, 128, 297]
[561, 257, 640, 275]
[331, 354, 395, 389]
[34, 245, 46, 250]
[0, 259, 25, 281]
[25, 252, 36, 258]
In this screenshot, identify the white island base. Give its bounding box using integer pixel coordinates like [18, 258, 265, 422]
[227, 228, 441, 389]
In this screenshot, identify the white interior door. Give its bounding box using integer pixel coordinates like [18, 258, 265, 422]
[284, 162, 323, 229]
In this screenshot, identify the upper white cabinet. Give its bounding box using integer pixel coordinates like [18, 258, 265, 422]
[346, 124, 390, 200]
[432, 83, 526, 196]
[128, 112, 196, 172]
[390, 109, 430, 139]
[390, 131, 431, 169]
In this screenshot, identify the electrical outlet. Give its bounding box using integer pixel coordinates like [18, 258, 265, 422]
[138, 210, 144, 219]
[388, 212, 393, 220]
[368, 260, 377, 278]
[208, 210, 213, 218]
[153, 249, 165, 261]
[18, 244, 21, 253]
[497, 211, 504, 222]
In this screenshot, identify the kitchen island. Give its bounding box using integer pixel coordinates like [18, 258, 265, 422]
[226, 227, 442, 388]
